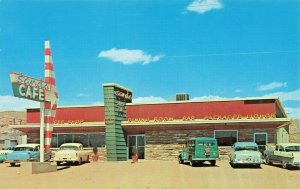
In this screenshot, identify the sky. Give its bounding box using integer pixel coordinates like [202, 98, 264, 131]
[0, 0, 299, 118]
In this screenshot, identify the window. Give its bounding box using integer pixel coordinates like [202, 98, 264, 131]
[285, 146, 300, 152]
[214, 130, 238, 146]
[50, 133, 105, 148]
[279, 146, 284, 152]
[254, 133, 268, 152]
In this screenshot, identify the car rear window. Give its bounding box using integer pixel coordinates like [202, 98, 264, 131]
[198, 142, 216, 146]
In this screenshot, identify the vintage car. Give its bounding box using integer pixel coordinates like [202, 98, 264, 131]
[53, 143, 90, 165]
[264, 143, 300, 169]
[0, 146, 15, 163]
[178, 137, 219, 167]
[229, 142, 264, 168]
[5, 144, 51, 166]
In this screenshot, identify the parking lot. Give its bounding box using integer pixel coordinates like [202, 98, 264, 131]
[0, 160, 299, 189]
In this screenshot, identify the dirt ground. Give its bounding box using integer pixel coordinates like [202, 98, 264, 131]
[0, 160, 299, 189]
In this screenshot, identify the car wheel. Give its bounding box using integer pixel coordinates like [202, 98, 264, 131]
[189, 160, 196, 167]
[256, 164, 261, 168]
[281, 161, 288, 169]
[178, 156, 184, 164]
[10, 163, 16, 167]
[56, 161, 61, 166]
[78, 158, 82, 165]
[231, 163, 236, 168]
[210, 160, 216, 166]
[265, 156, 272, 165]
[86, 155, 90, 163]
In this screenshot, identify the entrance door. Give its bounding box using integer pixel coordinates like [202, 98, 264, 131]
[254, 133, 268, 153]
[127, 135, 145, 159]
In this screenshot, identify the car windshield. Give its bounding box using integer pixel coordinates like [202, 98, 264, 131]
[14, 147, 34, 151]
[60, 146, 78, 150]
[285, 146, 300, 152]
[235, 146, 258, 151]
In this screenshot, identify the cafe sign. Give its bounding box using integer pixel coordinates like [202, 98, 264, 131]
[10, 72, 50, 102]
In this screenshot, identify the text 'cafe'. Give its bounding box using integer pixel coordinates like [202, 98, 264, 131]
[10, 83, 291, 161]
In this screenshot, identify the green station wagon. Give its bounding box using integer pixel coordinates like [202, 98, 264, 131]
[178, 137, 219, 167]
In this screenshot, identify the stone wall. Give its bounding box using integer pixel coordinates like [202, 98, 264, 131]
[145, 144, 182, 161]
[289, 119, 300, 143]
[144, 127, 276, 160]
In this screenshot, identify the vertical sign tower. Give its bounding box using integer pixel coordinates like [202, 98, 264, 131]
[43, 41, 58, 153]
[103, 83, 132, 161]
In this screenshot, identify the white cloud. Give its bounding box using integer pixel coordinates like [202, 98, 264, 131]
[0, 95, 39, 111]
[98, 48, 164, 65]
[263, 89, 300, 101]
[191, 95, 227, 101]
[257, 82, 287, 91]
[133, 96, 167, 103]
[285, 107, 300, 119]
[76, 93, 90, 97]
[187, 0, 222, 14]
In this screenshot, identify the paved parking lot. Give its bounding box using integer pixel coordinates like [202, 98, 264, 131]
[0, 160, 299, 189]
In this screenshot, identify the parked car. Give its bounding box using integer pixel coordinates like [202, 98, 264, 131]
[53, 143, 90, 165]
[5, 144, 51, 166]
[178, 137, 219, 167]
[0, 146, 15, 163]
[264, 143, 300, 169]
[229, 142, 264, 168]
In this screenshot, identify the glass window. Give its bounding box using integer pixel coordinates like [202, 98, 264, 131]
[54, 133, 105, 148]
[254, 134, 267, 145]
[279, 146, 284, 151]
[73, 134, 89, 147]
[89, 133, 105, 147]
[137, 136, 145, 146]
[51, 134, 58, 148]
[215, 130, 238, 146]
[285, 146, 300, 152]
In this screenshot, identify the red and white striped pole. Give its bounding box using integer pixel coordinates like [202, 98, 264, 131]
[41, 41, 58, 162]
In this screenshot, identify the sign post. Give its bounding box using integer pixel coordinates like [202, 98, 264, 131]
[9, 41, 58, 164]
[40, 102, 45, 162]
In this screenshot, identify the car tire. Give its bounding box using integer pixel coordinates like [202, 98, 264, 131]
[178, 155, 184, 164]
[281, 161, 288, 169]
[265, 156, 272, 165]
[231, 163, 236, 168]
[77, 158, 82, 165]
[256, 164, 261, 168]
[190, 160, 196, 167]
[56, 161, 61, 166]
[210, 160, 216, 166]
[86, 155, 90, 163]
[10, 163, 16, 167]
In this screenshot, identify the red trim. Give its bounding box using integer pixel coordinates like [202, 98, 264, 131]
[45, 145, 51, 153]
[44, 103, 57, 110]
[45, 48, 51, 55]
[44, 63, 54, 71]
[44, 131, 52, 138]
[45, 77, 56, 85]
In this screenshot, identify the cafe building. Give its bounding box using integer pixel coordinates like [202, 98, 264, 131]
[10, 83, 291, 161]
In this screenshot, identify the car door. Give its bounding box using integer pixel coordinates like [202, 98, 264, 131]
[273, 145, 283, 162]
[229, 145, 235, 161]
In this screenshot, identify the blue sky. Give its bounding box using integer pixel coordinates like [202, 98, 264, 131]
[0, 0, 299, 118]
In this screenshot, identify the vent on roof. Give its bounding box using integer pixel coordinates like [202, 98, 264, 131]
[244, 99, 275, 104]
[176, 93, 189, 101]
